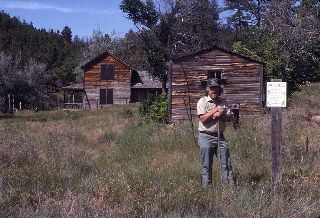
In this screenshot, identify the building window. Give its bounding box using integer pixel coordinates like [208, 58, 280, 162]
[100, 89, 106, 104]
[207, 70, 222, 80]
[100, 89, 113, 105]
[106, 89, 113, 104]
[100, 64, 115, 80]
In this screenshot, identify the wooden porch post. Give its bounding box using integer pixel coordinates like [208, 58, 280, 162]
[167, 60, 173, 123]
[12, 95, 15, 113]
[63, 92, 66, 109]
[72, 94, 75, 109]
[82, 93, 85, 109]
[8, 94, 11, 113]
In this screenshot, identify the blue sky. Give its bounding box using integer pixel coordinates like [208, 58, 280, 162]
[0, 0, 135, 39]
[1, 0, 226, 39]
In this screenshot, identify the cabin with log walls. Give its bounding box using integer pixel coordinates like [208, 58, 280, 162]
[168, 46, 264, 122]
[81, 51, 131, 109]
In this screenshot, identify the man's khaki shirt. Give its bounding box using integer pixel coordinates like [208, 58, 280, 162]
[197, 95, 226, 133]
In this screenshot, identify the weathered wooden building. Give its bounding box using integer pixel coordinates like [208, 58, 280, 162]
[62, 83, 87, 109]
[168, 46, 264, 122]
[131, 71, 162, 102]
[62, 51, 163, 109]
[81, 51, 132, 109]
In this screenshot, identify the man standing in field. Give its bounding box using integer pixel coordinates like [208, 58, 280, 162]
[197, 78, 234, 187]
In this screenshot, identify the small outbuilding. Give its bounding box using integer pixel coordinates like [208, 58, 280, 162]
[130, 70, 162, 102]
[62, 83, 89, 109]
[168, 46, 264, 123]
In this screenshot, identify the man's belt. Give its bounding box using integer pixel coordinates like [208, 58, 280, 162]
[199, 131, 219, 137]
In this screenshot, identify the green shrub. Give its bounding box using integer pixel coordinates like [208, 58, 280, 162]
[139, 98, 154, 116]
[139, 93, 168, 123]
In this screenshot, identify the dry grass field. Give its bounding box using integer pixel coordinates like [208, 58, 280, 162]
[0, 84, 320, 217]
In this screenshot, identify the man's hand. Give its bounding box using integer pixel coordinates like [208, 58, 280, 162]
[198, 108, 218, 123]
[213, 111, 222, 119]
[213, 108, 225, 119]
[199, 108, 225, 123]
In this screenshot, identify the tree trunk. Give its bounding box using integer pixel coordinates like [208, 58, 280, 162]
[257, 0, 261, 27]
[283, 54, 291, 81]
[162, 80, 167, 93]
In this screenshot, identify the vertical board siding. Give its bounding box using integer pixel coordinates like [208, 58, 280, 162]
[84, 54, 131, 109]
[170, 49, 263, 122]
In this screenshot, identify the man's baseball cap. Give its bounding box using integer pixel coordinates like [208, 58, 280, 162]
[207, 78, 220, 87]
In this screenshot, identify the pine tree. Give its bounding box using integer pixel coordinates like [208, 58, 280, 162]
[61, 26, 72, 45]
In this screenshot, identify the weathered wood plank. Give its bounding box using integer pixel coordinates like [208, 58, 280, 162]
[170, 47, 264, 122]
[84, 53, 131, 108]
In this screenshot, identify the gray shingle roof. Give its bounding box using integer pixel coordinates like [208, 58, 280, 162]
[131, 71, 162, 89]
[62, 83, 84, 90]
[81, 50, 130, 70]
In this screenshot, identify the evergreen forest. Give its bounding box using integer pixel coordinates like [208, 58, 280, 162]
[1, 0, 320, 112]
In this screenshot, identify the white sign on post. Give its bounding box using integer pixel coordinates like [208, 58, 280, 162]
[266, 82, 287, 107]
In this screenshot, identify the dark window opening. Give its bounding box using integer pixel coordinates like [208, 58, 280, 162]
[207, 70, 222, 80]
[106, 65, 114, 80]
[100, 89, 113, 105]
[100, 89, 106, 104]
[100, 64, 115, 80]
[106, 89, 113, 104]
[100, 65, 107, 80]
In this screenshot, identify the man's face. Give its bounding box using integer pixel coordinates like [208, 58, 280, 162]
[206, 86, 219, 99]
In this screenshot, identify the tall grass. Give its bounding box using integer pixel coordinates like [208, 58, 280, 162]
[1, 84, 320, 217]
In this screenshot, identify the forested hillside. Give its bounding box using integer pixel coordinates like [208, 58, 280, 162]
[0, 11, 85, 111]
[1, 0, 320, 113]
[0, 10, 148, 113]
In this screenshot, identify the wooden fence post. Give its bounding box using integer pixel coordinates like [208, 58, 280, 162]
[271, 106, 282, 185]
[268, 78, 285, 186]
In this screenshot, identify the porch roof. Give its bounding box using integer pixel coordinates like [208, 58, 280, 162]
[131, 71, 162, 89]
[62, 83, 84, 91]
